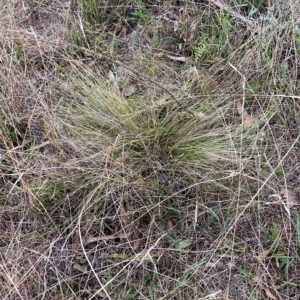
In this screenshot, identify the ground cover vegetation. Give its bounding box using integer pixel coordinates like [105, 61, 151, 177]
[0, 0, 299, 299]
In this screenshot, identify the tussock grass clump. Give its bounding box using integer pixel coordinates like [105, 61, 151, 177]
[59, 66, 242, 181]
[43, 65, 253, 298]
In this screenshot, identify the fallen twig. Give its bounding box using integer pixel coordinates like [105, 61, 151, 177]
[208, 0, 256, 29]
